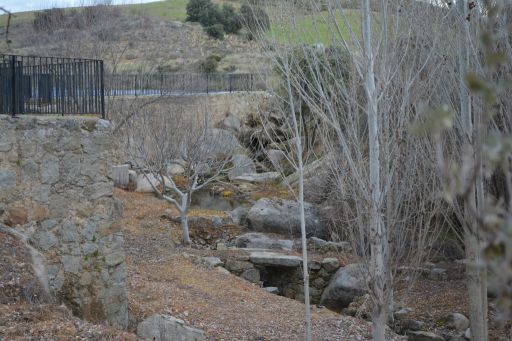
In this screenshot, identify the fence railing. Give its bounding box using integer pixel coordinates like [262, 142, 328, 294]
[106, 73, 264, 96]
[0, 54, 105, 117]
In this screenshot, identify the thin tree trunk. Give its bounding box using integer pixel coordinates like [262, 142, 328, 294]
[457, 1, 488, 340]
[180, 193, 191, 245]
[285, 69, 312, 341]
[362, 0, 388, 340]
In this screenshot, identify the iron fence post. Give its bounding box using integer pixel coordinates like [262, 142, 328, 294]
[10, 55, 16, 117]
[100, 60, 105, 119]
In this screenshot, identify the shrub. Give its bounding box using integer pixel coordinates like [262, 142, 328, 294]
[198, 4, 223, 28]
[220, 4, 242, 34]
[33, 8, 65, 32]
[186, 0, 213, 22]
[240, 4, 270, 34]
[201, 54, 223, 73]
[204, 24, 225, 40]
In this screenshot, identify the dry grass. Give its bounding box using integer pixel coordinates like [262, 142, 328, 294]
[116, 189, 403, 340]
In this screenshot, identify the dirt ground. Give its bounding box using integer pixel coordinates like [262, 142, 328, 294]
[1, 189, 510, 340]
[118, 189, 401, 341]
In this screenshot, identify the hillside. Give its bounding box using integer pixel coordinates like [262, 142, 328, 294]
[0, 1, 268, 74]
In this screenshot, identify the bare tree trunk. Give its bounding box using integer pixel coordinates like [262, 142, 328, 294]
[362, 0, 388, 340]
[457, 1, 488, 340]
[285, 74, 312, 341]
[180, 193, 192, 245]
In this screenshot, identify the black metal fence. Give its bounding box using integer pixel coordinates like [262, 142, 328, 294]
[106, 73, 264, 96]
[0, 54, 105, 117]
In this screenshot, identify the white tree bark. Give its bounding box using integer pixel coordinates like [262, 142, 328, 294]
[362, 0, 388, 340]
[285, 73, 312, 341]
[457, 1, 488, 340]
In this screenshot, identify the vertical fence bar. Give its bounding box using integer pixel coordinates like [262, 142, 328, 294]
[100, 60, 105, 119]
[10, 55, 16, 117]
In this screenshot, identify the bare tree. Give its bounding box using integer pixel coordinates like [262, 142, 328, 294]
[255, 1, 447, 339]
[129, 108, 237, 244]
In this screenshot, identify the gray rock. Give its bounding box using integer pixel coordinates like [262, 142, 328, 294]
[267, 149, 293, 174]
[407, 331, 444, 341]
[250, 251, 302, 267]
[308, 260, 321, 270]
[228, 154, 257, 181]
[137, 314, 205, 341]
[442, 313, 470, 332]
[128, 170, 137, 187]
[34, 231, 58, 251]
[247, 198, 325, 238]
[449, 336, 466, 341]
[218, 113, 242, 134]
[202, 256, 223, 268]
[135, 174, 171, 193]
[216, 267, 231, 275]
[241, 268, 260, 283]
[204, 128, 242, 157]
[167, 162, 185, 176]
[464, 328, 470, 339]
[429, 268, 447, 281]
[283, 157, 327, 186]
[394, 307, 414, 321]
[309, 237, 352, 253]
[61, 220, 80, 243]
[95, 119, 111, 131]
[233, 172, 281, 184]
[225, 259, 253, 272]
[229, 207, 249, 226]
[105, 252, 125, 266]
[21, 160, 38, 182]
[235, 232, 293, 251]
[41, 156, 60, 185]
[32, 185, 50, 203]
[321, 258, 340, 272]
[61, 255, 81, 274]
[0, 142, 11, 152]
[0, 169, 16, 189]
[404, 319, 424, 332]
[319, 263, 366, 310]
[264, 287, 279, 294]
[216, 242, 227, 251]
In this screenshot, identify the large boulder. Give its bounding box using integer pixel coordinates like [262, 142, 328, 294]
[250, 251, 302, 267]
[204, 128, 242, 158]
[228, 154, 256, 181]
[135, 174, 172, 193]
[247, 198, 325, 238]
[406, 331, 444, 341]
[441, 312, 469, 332]
[218, 113, 242, 134]
[235, 232, 293, 251]
[266, 149, 293, 174]
[233, 172, 281, 184]
[137, 314, 205, 341]
[320, 263, 366, 310]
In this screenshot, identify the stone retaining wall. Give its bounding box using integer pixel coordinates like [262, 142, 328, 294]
[223, 252, 340, 304]
[0, 115, 128, 328]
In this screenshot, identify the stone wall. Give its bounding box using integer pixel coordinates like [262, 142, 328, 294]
[222, 251, 340, 304]
[0, 115, 128, 328]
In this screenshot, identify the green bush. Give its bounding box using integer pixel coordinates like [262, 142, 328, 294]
[201, 54, 223, 73]
[186, 0, 212, 22]
[204, 24, 225, 40]
[198, 4, 223, 28]
[240, 4, 270, 34]
[220, 4, 242, 34]
[186, 0, 242, 36]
